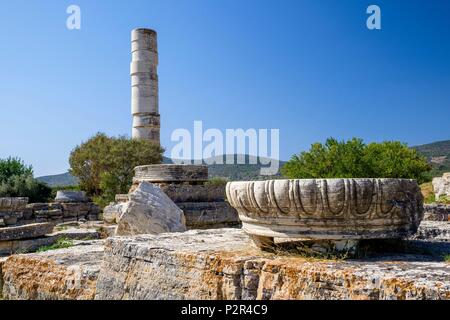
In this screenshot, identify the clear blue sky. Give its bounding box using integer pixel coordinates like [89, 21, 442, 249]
[0, 0, 449, 176]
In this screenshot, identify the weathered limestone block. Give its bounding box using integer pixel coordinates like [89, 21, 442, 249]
[103, 202, 127, 224]
[55, 191, 88, 203]
[411, 221, 450, 242]
[24, 202, 100, 223]
[0, 213, 20, 226]
[0, 223, 54, 241]
[1, 241, 104, 300]
[35, 209, 63, 218]
[433, 173, 450, 200]
[0, 197, 28, 212]
[0, 236, 54, 256]
[26, 203, 48, 211]
[226, 179, 424, 247]
[95, 229, 450, 300]
[115, 182, 186, 236]
[0, 226, 100, 257]
[133, 164, 208, 184]
[178, 202, 240, 229]
[21, 207, 33, 220]
[0, 198, 28, 226]
[158, 184, 226, 203]
[423, 204, 450, 221]
[61, 203, 91, 217]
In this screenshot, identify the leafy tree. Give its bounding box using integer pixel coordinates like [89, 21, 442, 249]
[363, 141, 431, 183]
[281, 138, 431, 184]
[0, 157, 33, 183]
[69, 133, 164, 206]
[0, 157, 51, 202]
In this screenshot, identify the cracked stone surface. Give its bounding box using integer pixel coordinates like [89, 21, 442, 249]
[95, 229, 450, 300]
[1, 240, 104, 300]
[2, 226, 449, 300]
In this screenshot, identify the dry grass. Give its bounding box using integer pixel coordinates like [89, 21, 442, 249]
[257, 240, 352, 261]
[420, 182, 435, 204]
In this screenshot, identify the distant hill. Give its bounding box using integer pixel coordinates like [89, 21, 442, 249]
[36, 154, 286, 187]
[37, 172, 79, 187]
[413, 140, 450, 178]
[166, 155, 286, 181]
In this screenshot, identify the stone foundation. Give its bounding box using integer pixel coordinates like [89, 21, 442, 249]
[0, 197, 28, 227]
[94, 229, 450, 300]
[0, 224, 101, 256]
[1, 225, 449, 300]
[423, 204, 450, 221]
[25, 202, 100, 224]
[1, 197, 100, 227]
[1, 240, 104, 299]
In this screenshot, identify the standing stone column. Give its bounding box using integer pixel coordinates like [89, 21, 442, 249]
[131, 28, 160, 145]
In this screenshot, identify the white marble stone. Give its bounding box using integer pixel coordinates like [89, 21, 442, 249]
[226, 178, 424, 248]
[433, 173, 450, 200]
[130, 28, 160, 145]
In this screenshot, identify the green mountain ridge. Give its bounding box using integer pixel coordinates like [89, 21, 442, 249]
[412, 140, 450, 178]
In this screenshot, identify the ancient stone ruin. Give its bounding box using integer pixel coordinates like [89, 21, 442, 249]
[115, 181, 186, 236]
[433, 172, 450, 200]
[424, 203, 450, 221]
[104, 164, 239, 230]
[0, 195, 102, 256]
[132, 164, 239, 229]
[226, 178, 424, 251]
[131, 28, 160, 145]
[0, 28, 448, 301]
[0, 197, 28, 227]
[20, 191, 100, 225]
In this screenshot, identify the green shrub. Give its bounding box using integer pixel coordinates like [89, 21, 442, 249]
[0, 157, 52, 202]
[69, 133, 164, 206]
[206, 176, 229, 186]
[281, 138, 431, 184]
[0, 157, 33, 182]
[437, 195, 450, 205]
[424, 193, 436, 204]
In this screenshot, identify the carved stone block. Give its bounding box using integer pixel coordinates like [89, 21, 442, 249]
[226, 178, 424, 247]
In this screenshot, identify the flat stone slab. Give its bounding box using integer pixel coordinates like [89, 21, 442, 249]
[2, 228, 448, 300]
[0, 197, 28, 212]
[55, 191, 87, 203]
[159, 184, 226, 202]
[95, 229, 450, 300]
[423, 204, 450, 221]
[412, 221, 450, 242]
[0, 223, 54, 241]
[134, 164, 208, 183]
[178, 201, 240, 229]
[0, 227, 101, 257]
[1, 240, 104, 300]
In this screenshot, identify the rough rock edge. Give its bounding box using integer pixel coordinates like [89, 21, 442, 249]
[1, 241, 104, 300]
[95, 229, 450, 300]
